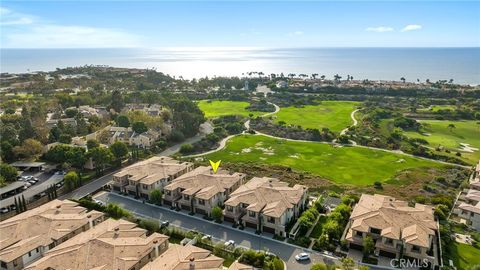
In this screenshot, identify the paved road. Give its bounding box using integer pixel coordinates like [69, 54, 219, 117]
[95, 192, 339, 270]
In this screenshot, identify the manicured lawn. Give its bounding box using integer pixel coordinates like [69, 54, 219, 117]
[404, 120, 480, 164]
[451, 243, 480, 270]
[274, 101, 359, 133]
[418, 105, 457, 112]
[310, 215, 327, 238]
[206, 135, 443, 186]
[197, 100, 264, 118]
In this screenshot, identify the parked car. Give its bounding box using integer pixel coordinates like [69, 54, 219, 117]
[224, 240, 235, 247]
[201, 234, 212, 241]
[93, 199, 105, 206]
[0, 207, 9, 214]
[24, 183, 32, 188]
[295, 253, 310, 261]
[161, 221, 170, 228]
[28, 180, 37, 185]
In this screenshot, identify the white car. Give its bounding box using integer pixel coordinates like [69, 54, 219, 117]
[295, 253, 310, 261]
[224, 240, 235, 247]
[202, 235, 212, 240]
[0, 208, 9, 214]
[94, 199, 105, 206]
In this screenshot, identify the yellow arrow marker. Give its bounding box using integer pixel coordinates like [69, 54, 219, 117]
[209, 160, 221, 174]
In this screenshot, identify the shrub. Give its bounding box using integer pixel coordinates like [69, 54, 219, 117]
[179, 144, 194, 154]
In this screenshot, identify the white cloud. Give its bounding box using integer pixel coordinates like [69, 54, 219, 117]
[0, 7, 34, 25]
[401, 24, 422, 32]
[288, 31, 304, 36]
[1, 6, 139, 48]
[365, 26, 394, 33]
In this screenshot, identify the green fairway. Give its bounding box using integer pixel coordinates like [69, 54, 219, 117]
[451, 243, 480, 270]
[274, 101, 359, 133]
[404, 120, 480, 163]
[198, 100, 264, 118]
[418, 105, 457, 112]
[206, 135, 442, 186]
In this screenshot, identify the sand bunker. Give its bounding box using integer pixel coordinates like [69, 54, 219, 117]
[459, 143, 479, 153]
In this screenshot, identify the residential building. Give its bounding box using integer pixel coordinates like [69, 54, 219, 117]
[141, 243, 223, 270]
[344, 194, 440, 267]
[457, 189, 480, 231]
[0, 200, 104, 270]
[276, 81, 288, 88]
[111, 156, 194, 199]
[24, 219, 169, 270]
[129, 130, 160, 148]
[163, 166, 246, 216]
[45, 118, 77, 129]
[223, 177, 308, 236]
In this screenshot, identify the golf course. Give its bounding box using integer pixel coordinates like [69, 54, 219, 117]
[404, 120, 480, 163]
[198, 100, 264, 118]
[274, 101, 359, 132]
[206, 134, 443, 186]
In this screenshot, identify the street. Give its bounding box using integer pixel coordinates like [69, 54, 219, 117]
[94, 192, 338, 270]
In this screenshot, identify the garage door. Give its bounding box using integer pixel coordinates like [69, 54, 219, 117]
[379, 250, 397, 258]
[224, 216, 235, 223]
[196, 208, 206, 215]
[163, 200, 172, 206]
[181, 204, 191, 211]
[246, 222, 257, 229]
[262, 226, 275, 234]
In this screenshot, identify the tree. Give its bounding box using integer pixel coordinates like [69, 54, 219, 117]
[89, 147, 113, 173]
[150, 189, 163, 205]
[211, 206, 223, 222]
[340, 257, 355, 270]
[48, 126, 61, 142]
[105, 203, 131, 219]
[110, 141, 129, 163]
[363, 235, 375, 256]
[400, 77, 406, 83]
[132, 121, 148, 134]
[448, 123, 456, 132]
[111, 90, 124, 113]
[0, 142, 15, 163]
[179, 144, 194, 154]
[311, 263, 328, 270]
[64, 171, 80, 192]
[0, 164, 18, 182]
[87, 139, 100, 149]
[116, 115, 130, 127]
[66, 147, 87, 170]
[59, 134, 72, 144]
[65, 108, 78, 118]
[13, 139, 43, 159]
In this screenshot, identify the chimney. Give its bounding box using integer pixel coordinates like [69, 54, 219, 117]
[189, 257, 195, 270]
[87, 214, 93, 229]
[153, 240, 159, 257]
[113, 227, 119, 238]
[269, 179, 273, 187]
[55, 205, 61, 214]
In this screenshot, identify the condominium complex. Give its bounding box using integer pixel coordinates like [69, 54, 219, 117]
[24, 219, 169, 270]
[344, 194, 440, 267]
[223, 177, 308, 237]
[112, 156, 194, 199]
[0, 200, 105, 270]
[163, 166, 246, 216]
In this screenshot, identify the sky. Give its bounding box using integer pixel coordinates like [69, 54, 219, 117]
[1, 1, 479, 48]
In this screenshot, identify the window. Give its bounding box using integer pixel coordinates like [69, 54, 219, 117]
[385, 238, 393, 245]
[356, 231, 363, 238]
[370, 227, 381, 234]
[412, 245, 421, 253]
[267, 216, 275, 223]
[142, 184, 148, 189]
[249, 211, 256, 217]
[226, 206, 233, 212]
[28, 251, 32, 257]
[36, 247, 40, 252]
[198, 199, 205, 205]
[165, 190, 171, 196]
[183, 194, 190, 200]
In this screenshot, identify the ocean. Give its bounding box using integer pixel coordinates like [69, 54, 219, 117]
[1, 47, 479, 85]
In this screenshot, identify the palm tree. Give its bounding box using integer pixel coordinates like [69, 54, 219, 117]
[334, 74, 342, 82]
[320, 75, 326, 81]
[449, 79, 454, 84]
[400, 77, 406, 83]
[311, 73, 318, 79]
[426, 79, 430, 84]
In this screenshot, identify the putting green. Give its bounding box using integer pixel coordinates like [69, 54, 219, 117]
[404, 120, 480, 164]
[198, 100, 264, 118]
[274, 101, 359, 132]
[206, 135, 443, 186]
